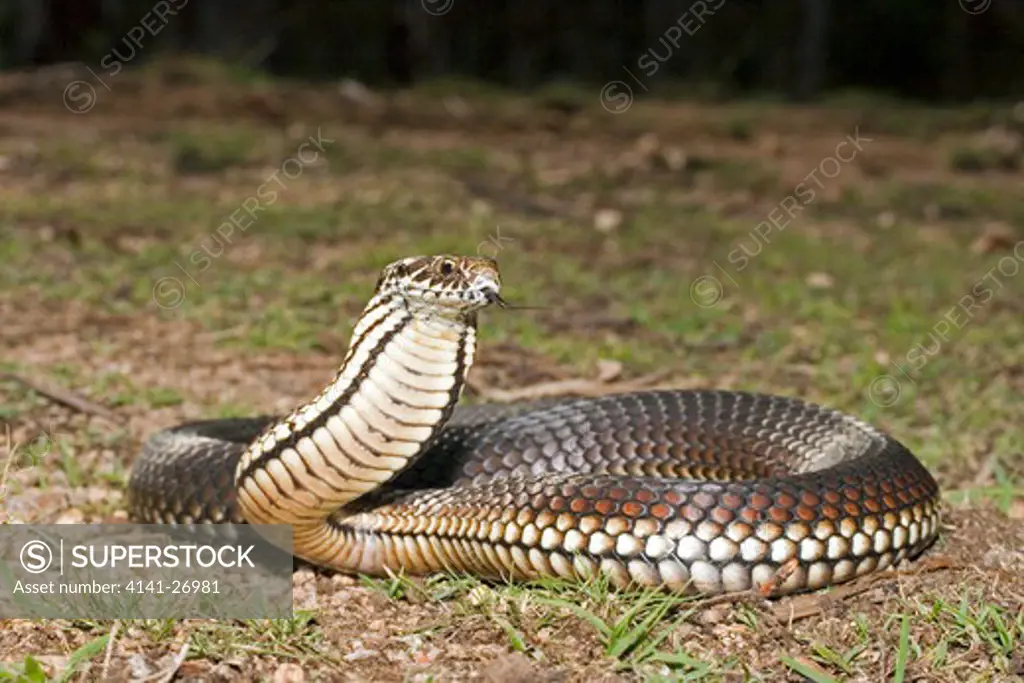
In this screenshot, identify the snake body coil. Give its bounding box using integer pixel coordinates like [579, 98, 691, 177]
[128, 255, 940, 596]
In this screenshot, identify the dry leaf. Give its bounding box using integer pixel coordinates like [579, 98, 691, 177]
[970, 222, 1017, 254]
[634, 132, 660, 156]
[805, 272, 835, 289]
[596, 359, 623, 382]
[785, 655, 832, 680]
[658, 146, 687, 171]
[337, 78, 380, 108]
[481, 653, 542, 683]
[55, 509, 85, 524]
[272, 663, 306, 683]
[593, 208, 623, 233]
[1011, 649, 1024, 676]
[443, 96, 472, 119]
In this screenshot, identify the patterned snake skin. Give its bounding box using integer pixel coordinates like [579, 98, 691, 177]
[128, 256, 941, 596]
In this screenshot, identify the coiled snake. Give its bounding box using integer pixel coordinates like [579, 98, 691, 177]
[128, 255, 940, 595]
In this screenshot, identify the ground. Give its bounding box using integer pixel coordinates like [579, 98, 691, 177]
[0, 59, 1022, 682]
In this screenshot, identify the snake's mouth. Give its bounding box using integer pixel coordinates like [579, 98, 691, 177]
[483, 291, 546, 312]
[484, 289, 508, 308]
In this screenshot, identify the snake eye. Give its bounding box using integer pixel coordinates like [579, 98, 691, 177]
[439, 259, 455, 275]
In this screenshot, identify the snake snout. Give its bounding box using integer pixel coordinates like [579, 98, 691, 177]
[484, 289, 507, 308]
[474, 273, 505, 308]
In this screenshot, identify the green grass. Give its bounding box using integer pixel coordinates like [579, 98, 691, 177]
[352, 569, 1024, 680]
[0, 633, 109, 682]
[182, 612, 329, 662]
[0, 615, 333, 681]
[361, 571, 721, 678]
[0, 656, 48, 682]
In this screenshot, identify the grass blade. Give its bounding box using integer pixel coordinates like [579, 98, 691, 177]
[606, 593, 674, 659]
[893, 614, 911, 683]
[532, 596, 611, 639]
[781, 655, 838, 683]
[60, 633, 111, 683]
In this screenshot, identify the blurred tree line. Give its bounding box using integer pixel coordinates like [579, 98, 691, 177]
[1, 0, 1021, 102]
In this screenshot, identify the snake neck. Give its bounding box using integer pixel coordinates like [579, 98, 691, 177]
[234, 293, 477, 526]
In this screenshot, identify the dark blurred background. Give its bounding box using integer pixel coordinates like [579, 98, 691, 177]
[2, 0, 1023, 102]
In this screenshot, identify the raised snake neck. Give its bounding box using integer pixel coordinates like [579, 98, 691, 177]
[128, 259, 940, 596]
[233, 291, 477, 568]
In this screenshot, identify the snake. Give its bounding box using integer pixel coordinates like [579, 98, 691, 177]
[127, 255, 941, 596]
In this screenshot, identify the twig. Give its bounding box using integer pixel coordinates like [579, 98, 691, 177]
[137, 640, 190, 683]
[1, 372, 124, 424]
[683, 555, 960, 623]
[156, 641, 189, 683]
[972, 447, 999, 486]
[691, 588, 766, 611]
[1, 425, 16, 497]
[0, 425, 20, 521]
[101, 621, 120, 681]
[770, 556, 959, 622]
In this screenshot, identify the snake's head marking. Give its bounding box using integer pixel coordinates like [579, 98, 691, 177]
[376, 255, 503, 318]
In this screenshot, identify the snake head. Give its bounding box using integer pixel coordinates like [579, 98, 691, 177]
[375, 255, 504, 317]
